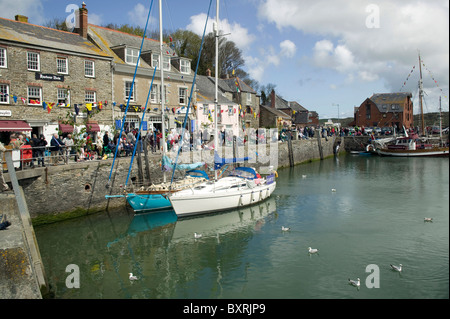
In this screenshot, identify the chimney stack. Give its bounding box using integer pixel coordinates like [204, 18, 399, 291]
[271, 90, 276, 108]
[15, 15, 28, 23]
[77, 2, 88, 38]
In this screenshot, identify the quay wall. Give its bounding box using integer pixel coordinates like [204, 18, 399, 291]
[4, 136, 342, 225]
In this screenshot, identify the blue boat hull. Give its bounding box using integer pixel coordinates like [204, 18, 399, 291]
[126, 193, 172, 213]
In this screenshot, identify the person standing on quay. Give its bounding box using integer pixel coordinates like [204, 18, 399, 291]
[0, 141, 10, 192]
[50, 133, 63, 165]
[37, 135, 47, 167]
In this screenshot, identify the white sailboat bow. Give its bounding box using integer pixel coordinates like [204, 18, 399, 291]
[169, 0, 277, 216]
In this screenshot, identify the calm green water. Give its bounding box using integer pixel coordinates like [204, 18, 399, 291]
[35, 155, 449, 299]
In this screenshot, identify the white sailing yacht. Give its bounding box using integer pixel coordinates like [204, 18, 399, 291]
[168, 0, 277, 217]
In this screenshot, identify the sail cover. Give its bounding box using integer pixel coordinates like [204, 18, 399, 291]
[162, 155, 205, 171]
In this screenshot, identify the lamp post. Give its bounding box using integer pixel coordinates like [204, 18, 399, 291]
[332, 103, 340, 126]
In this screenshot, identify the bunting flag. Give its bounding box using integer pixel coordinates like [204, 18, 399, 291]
[74, 104, 79, 115]
[47, 102, 55, 114]
[399, 65, 415, 92]
[86, 103, 93, 111]
[21, 97, 26, 104]
[42, 102, 47, 111]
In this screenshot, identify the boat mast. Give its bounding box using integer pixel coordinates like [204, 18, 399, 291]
[439, 96, 442, 140]
[418, 52, 425, 136]
[214, 0, 219, 180]
[159, 0, 167, 182]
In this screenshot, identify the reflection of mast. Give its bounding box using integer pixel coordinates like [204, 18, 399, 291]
[418, 52, 425, 136]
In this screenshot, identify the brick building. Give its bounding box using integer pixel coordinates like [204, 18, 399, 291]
[351, 92, 413, 129]
[0, 13, 113, 144]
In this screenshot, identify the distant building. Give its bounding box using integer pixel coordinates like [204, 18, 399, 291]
[351, 92, 413, 129]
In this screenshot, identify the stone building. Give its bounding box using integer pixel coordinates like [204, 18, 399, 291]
[216, 74, 260, 130]
[351, 92, 413, 129]
[87, 15, 195, 135]
[0, 13, 113, 144]
[195, 74, 240, 138]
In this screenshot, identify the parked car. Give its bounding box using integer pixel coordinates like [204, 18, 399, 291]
[364, 127, 373, 135]
[381, 127, 392, 135]
[373, 127, 382, 135]
[442, 127, 449, 134]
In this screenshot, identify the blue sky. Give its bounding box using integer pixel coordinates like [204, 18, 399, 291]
[0, 0, 448, 121]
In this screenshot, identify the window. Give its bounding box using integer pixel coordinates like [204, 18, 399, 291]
[84, 60, 95, 77]
[228, 105, 233, 116]
[152, 54, 159, 68]
[57, 88, 70, 106]
[180, 59, 190, 74]
[0, 84, 9, 104]
[0, 47, 6, 68]
[85, 91, 96, 103]
[57, 57, 68, 74]
[247, 93, 252, 103]
[27, 52, 40, 71]
[152, 54, 170, 71]
[125, 81, 136, 102]
[28, 86, 42, 105]
[179, 87, 187, 105]
[162, 56, 170, 71]
[203, 104, 209, 115]
[125, 48, 140, 65]
[150, 84, 159, 103]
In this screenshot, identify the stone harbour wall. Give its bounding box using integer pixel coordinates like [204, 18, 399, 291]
[5, 136, 342, 225]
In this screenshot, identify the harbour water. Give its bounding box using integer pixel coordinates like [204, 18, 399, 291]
[35, 154, 449, 299]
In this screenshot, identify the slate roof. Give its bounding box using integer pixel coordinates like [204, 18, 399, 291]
[196, 75, 237, 105]
[0, 17, 110, 59]
[369, 92, 412, 112]
[88, 24, 170, 66]
[220, 77, 256, 94]
[260, 105, 290, 119]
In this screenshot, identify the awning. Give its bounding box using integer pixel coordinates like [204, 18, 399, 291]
[86, 123, 100, 132]
[0, 120, 32, 132]
[59, 123, 74, 133]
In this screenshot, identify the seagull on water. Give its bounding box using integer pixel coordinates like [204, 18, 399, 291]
[128, 273, 138, 281]
[282, 226, 290, 231]
[390, 264, 403, 272]
[194, 232, 202, 239]
[331, 188, 337, 192]
[424, 217, 433, 222]
[308, 247, 318, 254]
[348, 278, 360, 287]
[302, 175, 307, 178]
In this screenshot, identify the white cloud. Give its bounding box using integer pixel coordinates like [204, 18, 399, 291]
[0, 0, 45, 25]
[127, 3, 156, 27]
[88, 13, 103, 26]
[186, 13, 255, 50]
[280, 40, 296, 58]
[259, 0, 449, 92]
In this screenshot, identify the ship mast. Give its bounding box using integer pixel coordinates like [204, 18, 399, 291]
[418, 52, 425, 136]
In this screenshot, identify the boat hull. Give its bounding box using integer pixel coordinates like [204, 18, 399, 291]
[126, 193, 172, 213]
[377, 147, 449, 157]
[169, 180, 276, 217]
